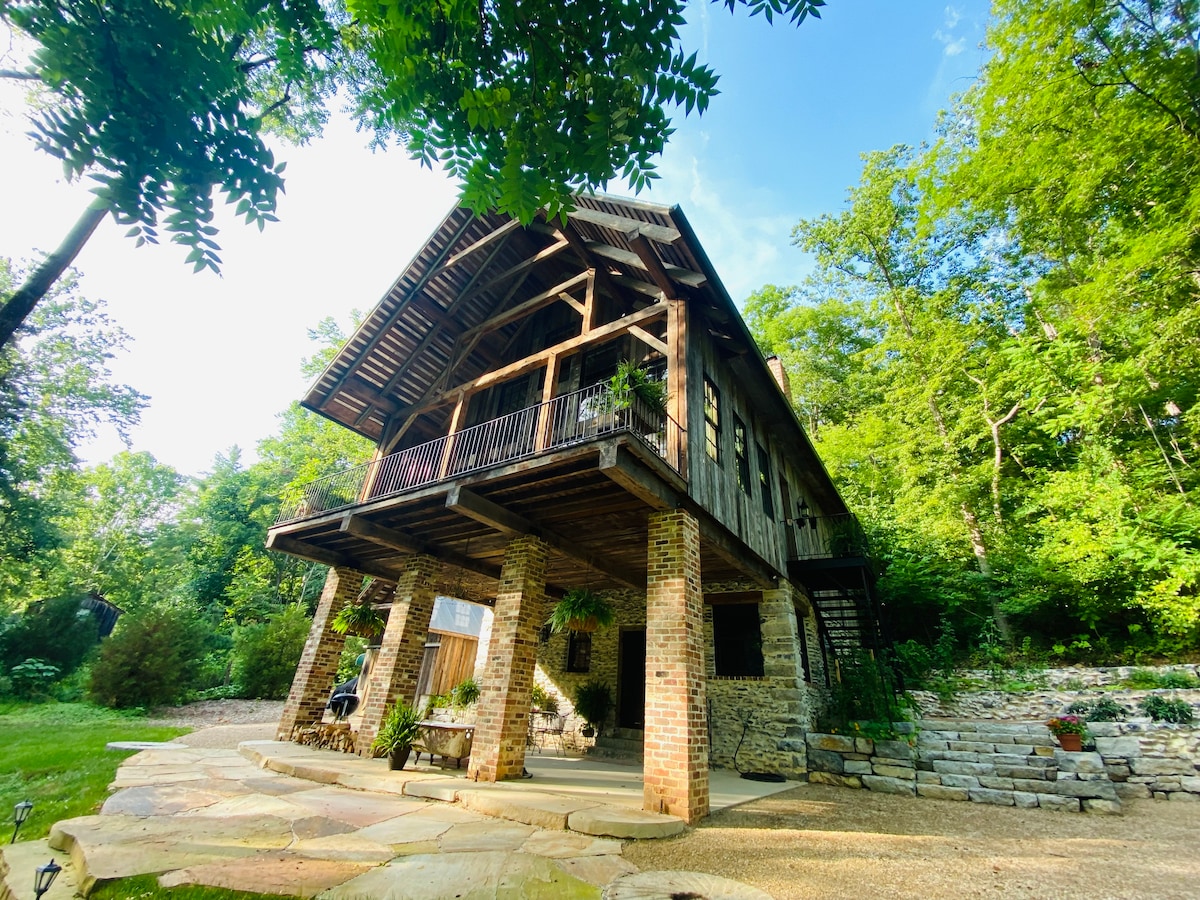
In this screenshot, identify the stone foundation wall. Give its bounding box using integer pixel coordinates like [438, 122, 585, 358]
[913, 687, 1200, 722]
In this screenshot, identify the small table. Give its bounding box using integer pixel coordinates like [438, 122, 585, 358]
[414, 721, 474, 768]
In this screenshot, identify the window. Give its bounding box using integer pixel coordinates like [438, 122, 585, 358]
[566, 632, 592, 673]
[734, 416, 750, 495]
[703, 376, 721, 462]
[757, 443, 774, 518]
[712, 603, 764, 677]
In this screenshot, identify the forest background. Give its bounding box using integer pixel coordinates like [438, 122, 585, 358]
[2, 0, 1198, 708]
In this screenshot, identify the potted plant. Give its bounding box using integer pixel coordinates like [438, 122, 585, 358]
[574, 680, 612, 738]
[603, 359, 667, 415]
[531, 682, 559, 715]
[450, 676, 480, 708]
[548, 588, 615, 634]
[1046, 714, 1088, 752]
[331, 601, 386, 642]
[372, 699, 422, 770]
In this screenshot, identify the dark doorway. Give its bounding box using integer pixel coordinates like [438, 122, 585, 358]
[617, 627, 646, 729]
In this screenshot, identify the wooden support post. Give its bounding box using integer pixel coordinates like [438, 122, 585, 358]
[533, 354, 560, 452]
[666, 297, 688, 474]
[583, 269, 597, 333]
[437, 391, 469, 478]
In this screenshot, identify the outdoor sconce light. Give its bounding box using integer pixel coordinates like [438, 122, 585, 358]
[11, 800, 32, 844]
[788, 499, 816, 529]
[33, 858, 61, 898]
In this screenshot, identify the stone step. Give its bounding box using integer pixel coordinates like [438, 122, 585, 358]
[0, 839, 79, 900]
[593, 736, 644, 754]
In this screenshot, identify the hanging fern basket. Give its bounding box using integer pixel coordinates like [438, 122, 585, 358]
[548, 588, 615, 635]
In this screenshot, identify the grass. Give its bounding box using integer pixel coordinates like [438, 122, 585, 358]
[0, 701, 188, 841]
[91, 875, 301, 899]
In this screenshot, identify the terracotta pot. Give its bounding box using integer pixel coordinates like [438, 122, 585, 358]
[1056, 732, 1083, 752]
[389, 747, 412, 770]
[566, 616, 599, 633]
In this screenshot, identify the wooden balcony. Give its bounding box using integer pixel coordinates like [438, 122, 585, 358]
[267, 383, 779, 600]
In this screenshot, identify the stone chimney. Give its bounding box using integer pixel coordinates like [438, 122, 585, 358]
[765, 356, 792, 403]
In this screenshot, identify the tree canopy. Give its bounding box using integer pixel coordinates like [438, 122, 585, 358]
[750, 0, 1200, 659]
[0, 0, 827, 346]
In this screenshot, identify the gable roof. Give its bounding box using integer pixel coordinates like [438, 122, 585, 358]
[302, 193, 845, 513]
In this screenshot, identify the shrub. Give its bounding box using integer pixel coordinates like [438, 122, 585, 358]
[1158, 671, 1200, 690]
[336, 636, 368, 683]
[819, 651, 907, 737]
[530, 682, 558, 714]
[88, 604, 207, 708]
[1124, 668, 1163, 689]
[232, 605, 310, 699]
[573, 680, 612, 732]
[9, 658, 60, 700]
[1086, 696, 1127, 722]
[1139, 696, 1195, 724]
[1, 594, 99, 675]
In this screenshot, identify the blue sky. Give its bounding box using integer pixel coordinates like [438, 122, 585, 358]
[0, 0, 992, 476]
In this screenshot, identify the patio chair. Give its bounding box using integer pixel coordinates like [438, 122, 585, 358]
[529, 711, 566, 754]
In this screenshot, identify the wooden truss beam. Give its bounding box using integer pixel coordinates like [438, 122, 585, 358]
[438, 218, 522, 272]
[461, 271, 590, 341]
[339, 514, 502, 581]
[587, 239, 706, 288]
[565, 207, 680, 244]
[630, 234, 678, 299]
[265, 533, 405, 584]
[445, 486, 643, 590]
[597, 441, 777, 588]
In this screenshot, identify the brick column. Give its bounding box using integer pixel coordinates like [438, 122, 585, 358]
[467, 535, 548, 782]
[644, 508, 709, 823]
[356, 555, 439, 755]
[277, 566, 361, 741]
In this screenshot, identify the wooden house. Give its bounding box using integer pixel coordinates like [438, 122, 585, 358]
[270, 195, 879, 823]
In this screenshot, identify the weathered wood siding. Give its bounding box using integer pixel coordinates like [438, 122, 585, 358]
[682, 305, 828, 574]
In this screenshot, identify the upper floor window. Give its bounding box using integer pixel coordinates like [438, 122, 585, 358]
[757, 443, 774, 518]
[734, 416, 751, 495]
[703, 376, 721, 463]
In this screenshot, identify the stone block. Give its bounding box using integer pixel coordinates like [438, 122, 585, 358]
[1087, 723, 1122, 738]
[917, 738, 949, 751]
[1033, 747, 1056, 757]
[1169, 792, 1197, 802]
[1130, 757, 1195, 776]
[1181, 776, 1200, 793]
[807, 734, 855, 753]
[994, 766, 1047, 780]
[1082, 799, 1122, 815]
[942, 750, 982, 762]
[893, 722, 916, 734]
[915, 759, 936, 772]
[872, 756, 915, 769]
[567, 806, 685, 840]
[1094, 736, 1141, 758]
[1104, 765, 1130, 781]
[917, 784, 969, 802]
[872, 765, 916, 780]
[978, 733, 1016, 744]
[1009, 744, 1034, 756]
[1055, 751, 1106, 774]
[1013, 791, 1039, 809]
[1028, 736, 1058, 748]
[939, 774, 981, 789]
[932, 760, 992, 777]
[978, 776, 1015, 790]
[1113, 783, 1152, 801]
[874, 740, 914, 761]
[956, 733, 996, 744]
[843, 760, 872, 775]
[862, 775, 916, 796]
[1012, 777, 1057, 793]
[807, 749, 845, 774]
[968, 788, 1015, 806]
[1023, 756, 1057, 769]
[917, 771, 942, 784]
[1036, 793, 1081, 812]
[843, 753, 871, 762]
[855, 738, 874, 754]
[948, 742, 986, 753]
[1050, 780, 1119, 801]
[808, 771, 862, 789]
[992, 753, 1034, 767]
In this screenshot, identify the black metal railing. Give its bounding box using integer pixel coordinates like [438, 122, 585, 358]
[275, 381, 684, 525]
[789, 512, 870, 561]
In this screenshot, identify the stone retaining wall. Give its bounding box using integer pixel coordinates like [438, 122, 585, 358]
[912, 687, 1200, 722]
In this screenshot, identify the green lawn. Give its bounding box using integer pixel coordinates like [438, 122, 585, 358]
[91, 875, 301, 899]
[0, 701, 187, 842]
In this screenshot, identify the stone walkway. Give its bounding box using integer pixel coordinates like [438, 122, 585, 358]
[12, 740, 777, 899]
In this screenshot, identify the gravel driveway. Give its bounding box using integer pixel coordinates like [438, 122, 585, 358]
[144, 699, 284, 749]
[623, 782, 1200, 900]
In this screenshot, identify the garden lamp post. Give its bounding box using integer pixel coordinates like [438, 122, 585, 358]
[33, 859, 61, 898]
[11, 800, 32, 843]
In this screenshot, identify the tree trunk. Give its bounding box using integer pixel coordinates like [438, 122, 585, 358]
[0, 203, 108, 347]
